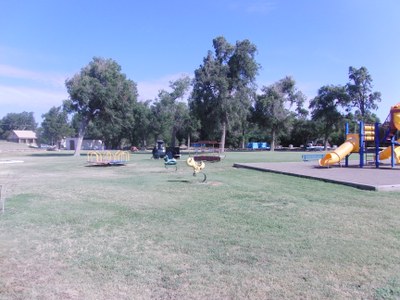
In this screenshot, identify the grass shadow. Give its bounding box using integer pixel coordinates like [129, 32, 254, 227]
[167, 179, 191, 183]
[29, 153, 75, 157]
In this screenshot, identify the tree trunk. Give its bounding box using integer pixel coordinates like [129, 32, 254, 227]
[170, 127, 176, 148]
[324, 134, 330, 151]
[270, 127, 276, 152]
[142, 137, 147, 149]
[73, 118, 88, 157]
[220, 121, 226, 153]
[241, 128, 245, 149]
[187, 134, 191, 150]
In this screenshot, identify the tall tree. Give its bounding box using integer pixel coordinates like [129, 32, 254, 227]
[309, 85, 349, 150]
[178, 109, 200, 149]
[129, 100, 153, 148]
[150, 76, 191, 147]
[346, 66, 381, 121]
[190, 36, 259, 152]
[64, 57, 138, 156]
[40, 106, 73, 146]
[288, 118, 318, 148]
[253, 76, 306, 151]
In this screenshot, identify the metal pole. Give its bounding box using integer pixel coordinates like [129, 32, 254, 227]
[359, 121, 364, 168]
[345, 123, 349, 167]
[391, 136, 395, 168]
[375, 122, 380, 168]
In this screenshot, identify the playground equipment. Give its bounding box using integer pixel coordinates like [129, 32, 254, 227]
[152, 140, 166, 159]
[192, 141, 224, 162]
[87, 150, 130, 166]
[378, 139, 400, 163]
[164, 156, 177, 171]
[318, 134, 359, 167]
[318, 103, 400, 168]
[152, 140, 181, 160]
[186, 157, 206, 182]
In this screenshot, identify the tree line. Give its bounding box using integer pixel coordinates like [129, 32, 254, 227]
[0, 36, 382, 155]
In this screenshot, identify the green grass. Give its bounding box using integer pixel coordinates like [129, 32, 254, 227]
[0, 150, 399, 299]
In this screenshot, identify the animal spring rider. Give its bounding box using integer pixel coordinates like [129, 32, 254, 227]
[186, 157, 206, 182]
[164, 156, 177, 171]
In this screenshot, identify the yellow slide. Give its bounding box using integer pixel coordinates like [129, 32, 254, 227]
[319, 134, 359, 167]
[379, 139, 400, 163]
[393, 104, 400, 130]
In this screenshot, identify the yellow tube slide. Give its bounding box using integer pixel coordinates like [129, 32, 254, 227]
[378, 139, 400, 163]
[392, 104, 400, 130]
[379, 105, 400, 163]
[319, 134, 359, 167]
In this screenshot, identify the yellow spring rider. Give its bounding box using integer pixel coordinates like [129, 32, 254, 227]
[186, 157, 206, 182]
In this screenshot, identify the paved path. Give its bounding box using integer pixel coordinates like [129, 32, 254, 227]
[233, 161, 400, 191]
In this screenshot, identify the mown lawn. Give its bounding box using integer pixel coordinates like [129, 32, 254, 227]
[0, 150, 399, 299]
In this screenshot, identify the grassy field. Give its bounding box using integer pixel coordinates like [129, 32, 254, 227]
[0, 149, 399, 299]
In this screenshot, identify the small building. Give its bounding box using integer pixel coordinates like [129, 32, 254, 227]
[65, 138, 103, 150]
[7, 130, 37, 146]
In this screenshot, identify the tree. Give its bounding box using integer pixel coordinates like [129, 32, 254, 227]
[129, 100, 153, 148]
[287, 118, 318, 148]
[0, 112, 37, 139]
[190, 36, 259, 152]
[64, 57, 138, 156]
[178, 109, 200, 149]
[253, 76, 306, 151]
[309, 85, 349, 150]
[346, 66, 381, 121]
[90, 116, 128, 149]
[150, 76, 191, 147]
[40, 106, 73, 146]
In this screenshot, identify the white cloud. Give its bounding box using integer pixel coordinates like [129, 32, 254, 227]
[0, 84, 68, 119]
[0, 61, 193, 121]
[0, 64, 67, 88]
[137, 73, 192, 102]
[0, 63, 69, 119]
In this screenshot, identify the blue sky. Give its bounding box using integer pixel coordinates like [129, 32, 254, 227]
[1, 0, 399, 123]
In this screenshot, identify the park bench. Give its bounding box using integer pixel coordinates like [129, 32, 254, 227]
[301, 153, 325, 162]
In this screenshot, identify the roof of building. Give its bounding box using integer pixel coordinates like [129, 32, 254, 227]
[11, 130, 37, 139]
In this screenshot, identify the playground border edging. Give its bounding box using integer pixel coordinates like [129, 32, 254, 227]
[233, 162, 400, 191]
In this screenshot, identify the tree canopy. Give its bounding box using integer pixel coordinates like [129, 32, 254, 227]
[1, 39, 387, 152]
[309, 85, 349, 149]
[346, 66, 381, 121]
[190, 36, 259, 152]
[150, 76, 191, 147]
[40, 106, 73, 146]
[64, 57, 138, 156]
[253, 76, 306, 151]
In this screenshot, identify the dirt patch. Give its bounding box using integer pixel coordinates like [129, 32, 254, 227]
[206, 181, 223, 186]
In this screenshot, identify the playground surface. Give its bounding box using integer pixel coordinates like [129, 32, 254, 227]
[233, 161, 400, 191]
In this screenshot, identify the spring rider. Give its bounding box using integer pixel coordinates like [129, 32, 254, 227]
[186, 157, 206, 182]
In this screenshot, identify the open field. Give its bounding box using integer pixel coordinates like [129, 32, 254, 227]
[1, 148, 399, 299]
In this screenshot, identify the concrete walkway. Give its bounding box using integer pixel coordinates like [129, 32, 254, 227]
[233, 161, 400, 191]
